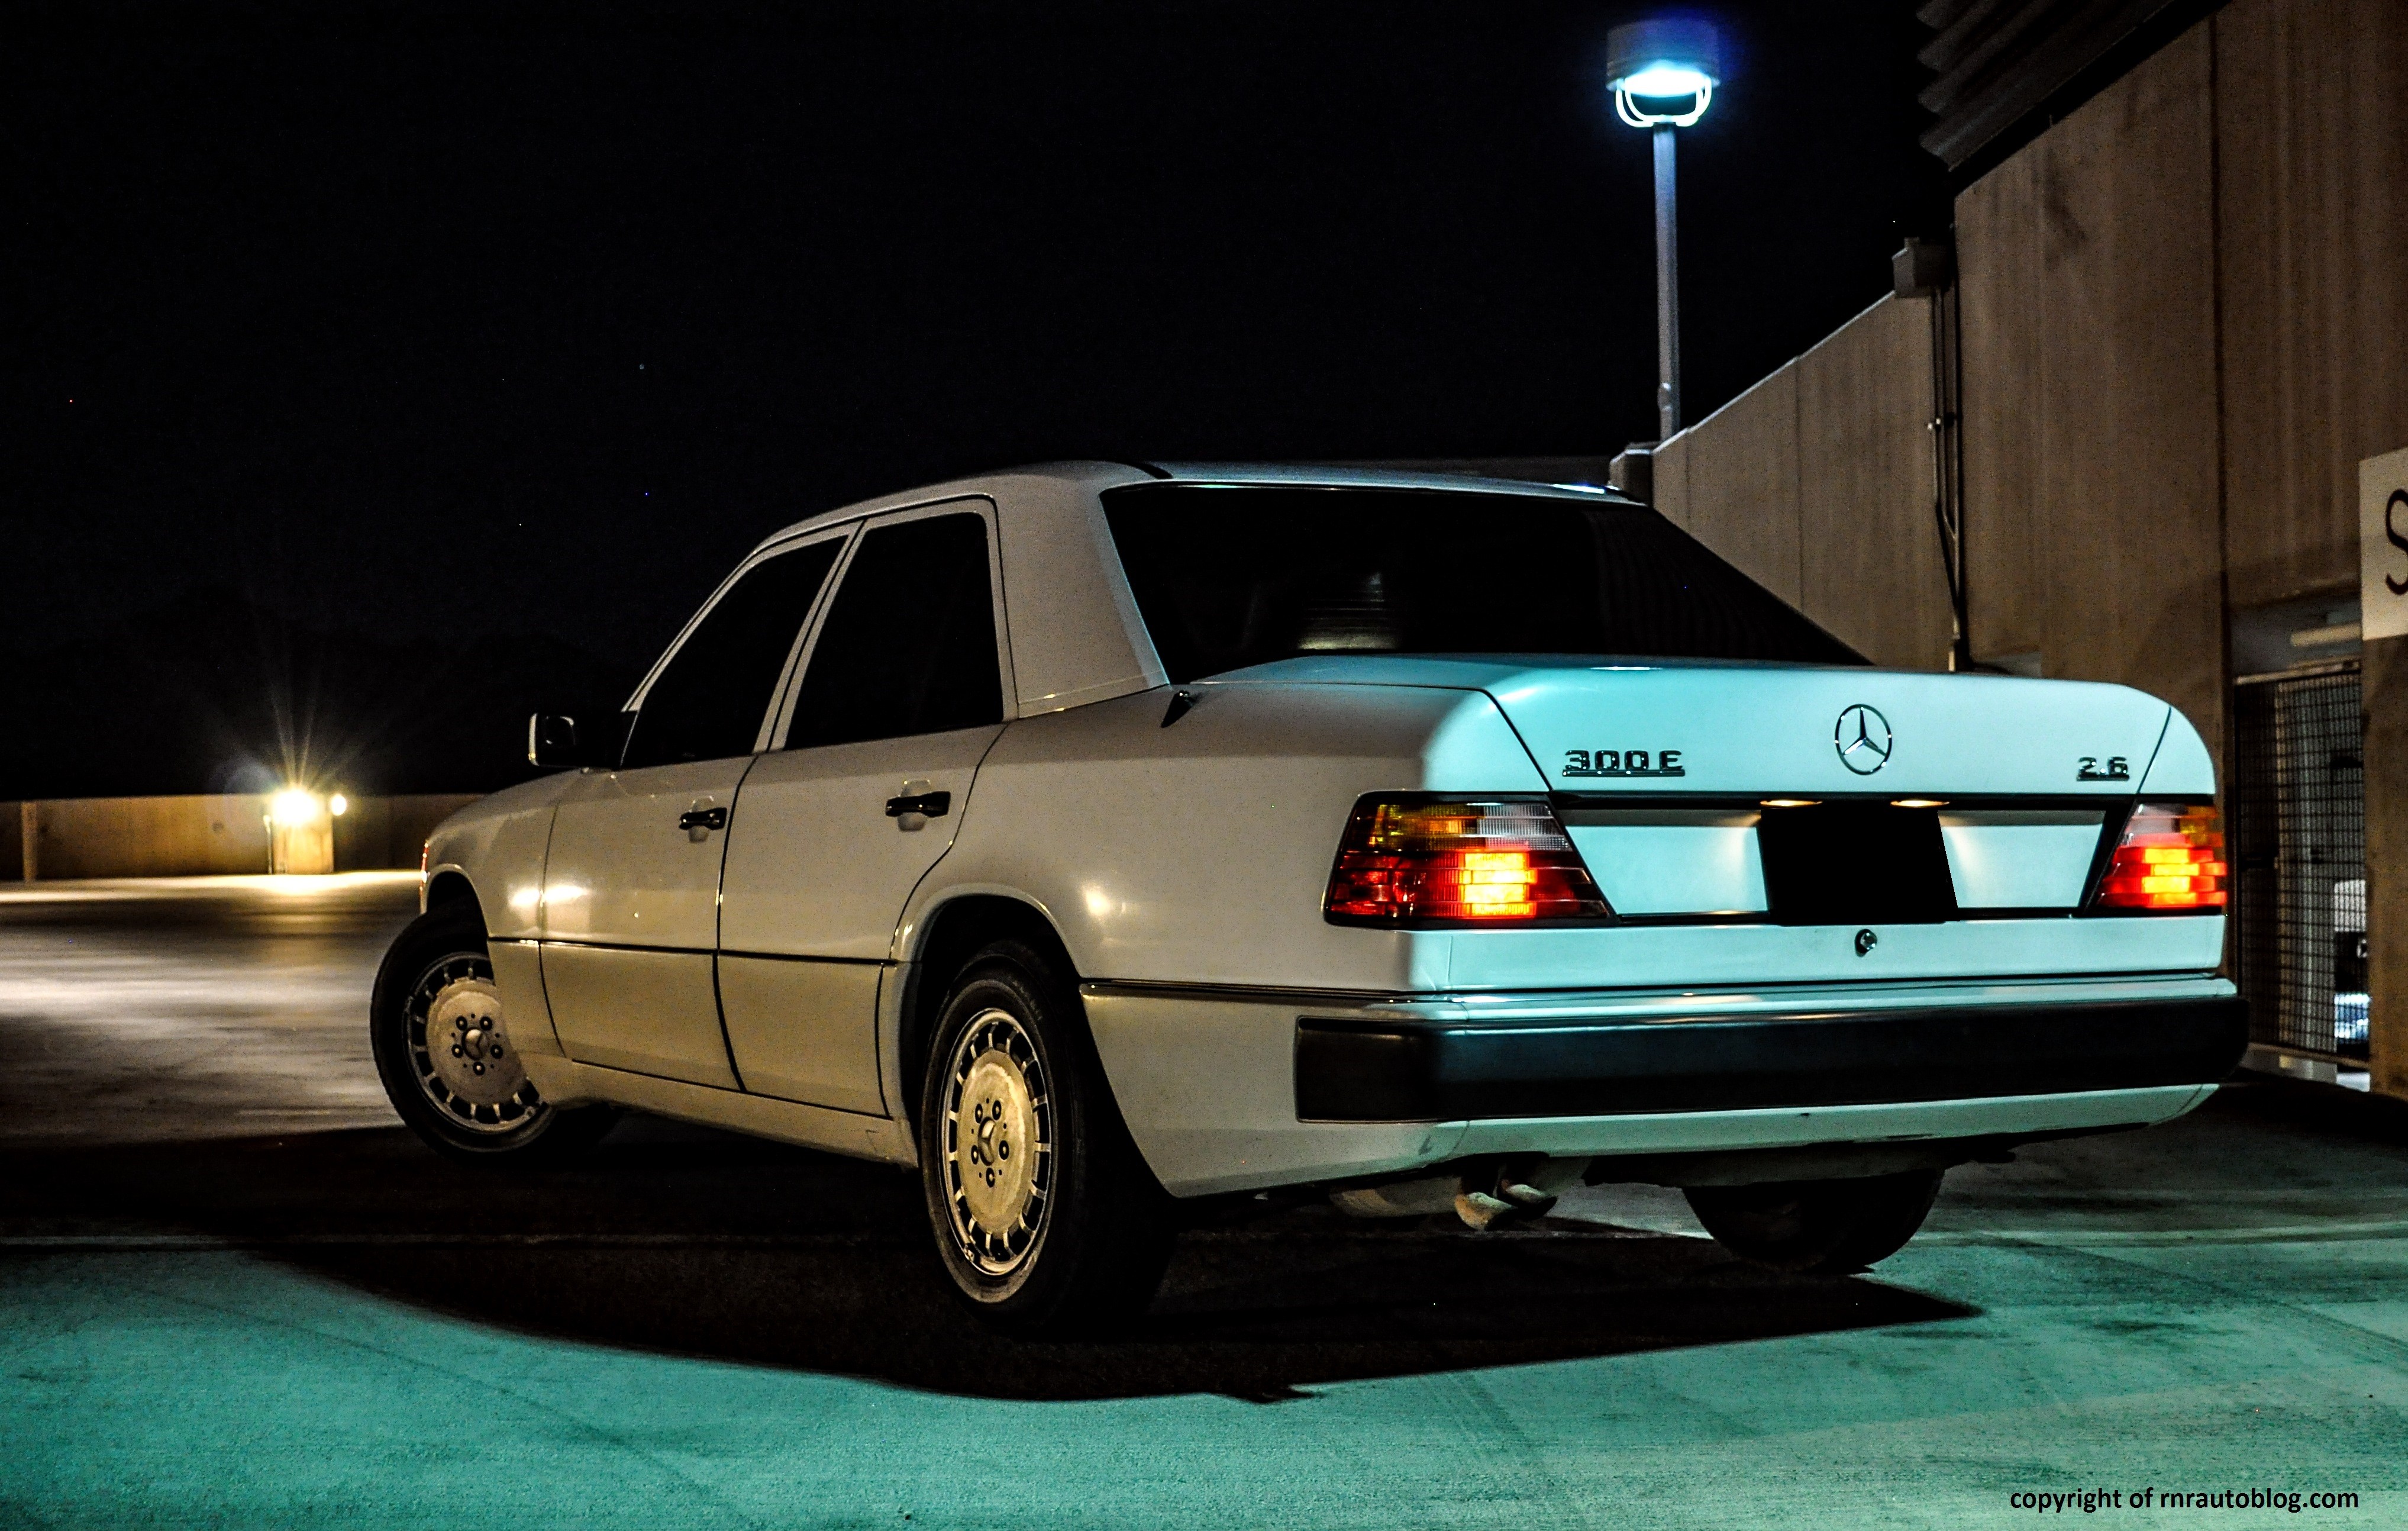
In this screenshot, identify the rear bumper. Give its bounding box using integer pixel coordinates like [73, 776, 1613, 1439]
[1296, 995, 2248, 1122]
[1082, 975, 2238, 1197]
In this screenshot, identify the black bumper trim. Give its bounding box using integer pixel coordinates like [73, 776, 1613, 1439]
[1293, 997, 2249, 1122]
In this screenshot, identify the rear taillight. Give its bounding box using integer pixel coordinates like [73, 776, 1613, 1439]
[2093, 802, 2227, 911]
[1325, 797, 1609, 924]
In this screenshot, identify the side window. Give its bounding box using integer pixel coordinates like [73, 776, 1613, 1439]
[621, 538, 845, 769]
[785, 513, 1003, 750]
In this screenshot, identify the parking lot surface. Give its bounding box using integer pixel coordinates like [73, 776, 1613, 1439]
[2, 876, 2405, 1527]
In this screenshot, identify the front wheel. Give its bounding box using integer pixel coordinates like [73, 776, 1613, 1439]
[917, 940, 1174, 1334]
[370, 906, 615, 1164]
[1684, 1169, 1944, 1274]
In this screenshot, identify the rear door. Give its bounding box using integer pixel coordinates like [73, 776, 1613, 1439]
[540, 531, 849, 1085]
[716, 501, 1009, 1112]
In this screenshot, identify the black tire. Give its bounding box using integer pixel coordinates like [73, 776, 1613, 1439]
[370, 906, 616, 1165]
[916, 939, 1174, 1335]
[1684, 1169, 1944, 1275]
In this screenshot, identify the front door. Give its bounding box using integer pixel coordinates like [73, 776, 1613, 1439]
[718, 504, 1009, 1111]
[541, 531, 849, 1085]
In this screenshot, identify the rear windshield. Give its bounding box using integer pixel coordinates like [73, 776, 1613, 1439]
[1101, 483, 1867, 682]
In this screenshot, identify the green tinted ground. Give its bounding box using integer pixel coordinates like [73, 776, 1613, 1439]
[2, 879, 2404, 1527]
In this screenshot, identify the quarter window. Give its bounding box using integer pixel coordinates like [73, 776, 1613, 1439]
[621, 538, 844, 769]
[786, 512, 1003, 750]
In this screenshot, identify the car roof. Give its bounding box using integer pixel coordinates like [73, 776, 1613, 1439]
[746, 460, 1635, 556]
[708, 462, 1651, 721]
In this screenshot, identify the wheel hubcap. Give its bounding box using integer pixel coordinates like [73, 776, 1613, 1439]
[406, 955, 546, 1132]
[941, 1008, 1053, 1276]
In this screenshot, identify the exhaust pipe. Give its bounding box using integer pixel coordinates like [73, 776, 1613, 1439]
[1328, 1156, 1589, 1229]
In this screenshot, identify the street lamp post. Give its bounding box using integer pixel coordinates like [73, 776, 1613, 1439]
[1650, 119, 1681, 441]
[1607, 18, 1721, 444]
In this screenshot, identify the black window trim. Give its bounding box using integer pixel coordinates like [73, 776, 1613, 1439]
[763, 495, 1016, 752]
[616, 521, 863, 770]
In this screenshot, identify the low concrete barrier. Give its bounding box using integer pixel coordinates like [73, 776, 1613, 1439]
[3, 794, 482, 880]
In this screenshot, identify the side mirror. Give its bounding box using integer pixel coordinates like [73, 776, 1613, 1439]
[529, 713, 590, 769]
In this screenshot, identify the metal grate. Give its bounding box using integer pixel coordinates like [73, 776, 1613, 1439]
[2231, 664, 2365, 1058]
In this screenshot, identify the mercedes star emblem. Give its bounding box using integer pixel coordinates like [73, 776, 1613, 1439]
[1835, 704, 1893, 775]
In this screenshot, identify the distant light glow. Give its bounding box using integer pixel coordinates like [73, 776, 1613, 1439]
[270, 788, 324, 826]
[328, 793, 348, 817]
[262, 873, 341, 893]
[1892, 799, 1947, 808]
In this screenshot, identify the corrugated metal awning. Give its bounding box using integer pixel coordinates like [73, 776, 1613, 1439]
[1917, 0, 2210, 170]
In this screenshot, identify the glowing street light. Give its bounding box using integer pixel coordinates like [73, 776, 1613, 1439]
[1607, 17, 1722, 441]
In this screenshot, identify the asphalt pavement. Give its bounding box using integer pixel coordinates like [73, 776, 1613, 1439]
[2, 875, 2406, 1527]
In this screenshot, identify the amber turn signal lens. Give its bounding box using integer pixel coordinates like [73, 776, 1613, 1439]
[1325, 798, 1610, 923]
[2093, 802, 2228, 911]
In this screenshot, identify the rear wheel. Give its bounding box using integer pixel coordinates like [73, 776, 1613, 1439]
[370, 906, 615, 1164]
[1684, 1169, 1944, 1274]
[918, 940, 1174, 1334]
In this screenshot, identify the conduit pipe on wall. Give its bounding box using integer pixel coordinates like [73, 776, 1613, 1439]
[1896, 235, 1974, 672]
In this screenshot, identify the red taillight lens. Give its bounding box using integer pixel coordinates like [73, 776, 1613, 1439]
[2093, 802, 2228, 911]
[1325, 798, 1609, 923]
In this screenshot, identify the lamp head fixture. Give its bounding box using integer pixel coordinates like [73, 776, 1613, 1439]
[1607, 17, 1722, 128]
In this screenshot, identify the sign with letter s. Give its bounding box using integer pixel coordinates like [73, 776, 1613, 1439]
[2361, 445, 2408, 640]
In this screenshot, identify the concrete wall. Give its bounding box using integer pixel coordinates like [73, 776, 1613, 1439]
[1798, 298, 1955, 670]
[1962, 0, 2408, 1089]
[1652, 294, 1951, 672]
[330, 795, 482, 874]
[1657, 362, 1803, 604]
[2, 794, 480, 881]
[1956, 0, 2407, 749]
[1958, 23, 2228, 756]
[11, 796, 275, 879]
[2216, 0, 2408, 611]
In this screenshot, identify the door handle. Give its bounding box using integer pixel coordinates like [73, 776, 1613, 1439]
[883, 791, 951, 820]
[677, 806, 728, 840]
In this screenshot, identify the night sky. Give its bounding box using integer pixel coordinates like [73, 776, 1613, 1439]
[6, 1, 1948, 796]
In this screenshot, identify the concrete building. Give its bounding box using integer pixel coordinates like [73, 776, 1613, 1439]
[1447, 1, 2406, 1098]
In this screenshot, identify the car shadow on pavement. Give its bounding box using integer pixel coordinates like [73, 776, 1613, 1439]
[0, 1117, 1977, 1403]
